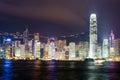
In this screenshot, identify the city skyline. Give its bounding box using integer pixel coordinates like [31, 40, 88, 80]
[0, 13, 120, 61]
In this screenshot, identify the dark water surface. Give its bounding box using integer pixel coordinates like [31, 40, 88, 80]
[0, 60, 120, 80]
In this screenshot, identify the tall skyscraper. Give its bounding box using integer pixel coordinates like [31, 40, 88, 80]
[109, 30, 115, 48]
[69, 42, 75, 60]
[89, 13, 98, 58]
[114, 39, 120, 56]
[109, 30, 115, 57]
[23, 27, 29, 58]
[34, 33, 40, 41]
[33, 41, 41, 58]
[102, 39, 109, 58]
[78, 41, 89, 59]
[97, 45, 102, 58]
[23, 27, 29, 44]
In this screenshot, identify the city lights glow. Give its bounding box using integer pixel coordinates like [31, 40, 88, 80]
[0, 13, 119, 62]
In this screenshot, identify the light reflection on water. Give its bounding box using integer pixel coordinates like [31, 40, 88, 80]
[0, 60, 120, 80]
[1, 60, 13, 80]
[46, 61, 57, 80]
[85, 65, 109, 80]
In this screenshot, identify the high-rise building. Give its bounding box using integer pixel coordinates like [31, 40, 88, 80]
[20, 45, 25, 58]
[89, 13, 98, 58]
[97, 45, 102, 58]
[69, 42, 75, 60]
[34, 33, 39, 41]
[28, 40, 33, 57]
[23, 28, 29, 44]
[23, 27, 29, 58]
[109, 30, 115, 48]
[49, 38, 56, 59]
[46, 38, 56, 59]
[15, 47, 21, 57]
[102, 39, 109, 58]
[109, 30, 115, 57]
[0, 47, 4, 59]
[56, 40, 66, 51]
[114, 39, 120, 56]
[14, 41, 21, 57]
[33, 41, 41, 58]
[4, 38, 13, 59]
[78, 41, 89, 59]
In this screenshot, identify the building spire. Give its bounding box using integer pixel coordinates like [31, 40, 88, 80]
[23, 25, 29, 43]
[109, 30, 115, 48]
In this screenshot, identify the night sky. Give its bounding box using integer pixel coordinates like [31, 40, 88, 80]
[0, 0, 120, 42]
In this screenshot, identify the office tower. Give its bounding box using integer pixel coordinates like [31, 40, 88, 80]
[89, 13, 98, 58]
[14, 41, 21, 57]
[114, 39, 120, 56]
[109, 30, 115, 47]
[69, 42, 75, 60]
[34, 41, 40, 58]
[4, 38, 13, 59]
[5, 45, 11, 59]
[0, 47, 4, 59]
[46, 38, 56, 59]
[78, 41, 89, 59]
[15, 47, 21, 57]
[20, 45, 25, 59]
[109, 30, 115, 57]
[40, 43, 45, 58]
[65, 47, 69, 60]
[56, 40, 66, 51]
[49, 38, 56, 59]
[23, 27, 29, 57]
[102, 39, 109, 58]
[97, 45, 102, 58]
[34, 33, 40, 41]
[23, 28, 29, 44]
[28, 40, 33, 57]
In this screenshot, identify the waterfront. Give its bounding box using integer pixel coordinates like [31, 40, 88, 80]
[0, 60, 120, 80]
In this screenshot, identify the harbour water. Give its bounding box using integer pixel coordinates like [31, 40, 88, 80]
[0, 60, 120, 80]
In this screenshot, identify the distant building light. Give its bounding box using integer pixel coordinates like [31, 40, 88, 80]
[6, 38, 11, 41]
[0, 49, 3, 52]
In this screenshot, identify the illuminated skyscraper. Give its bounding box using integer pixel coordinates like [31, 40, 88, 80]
[102, 39, 109, 58]
[69, 42, 75, 60]
[109, 30, 115, 48]
[20, 45, 25, 58]
[89, 13, 98, 58]
[23, 27, 29, 44]
[47, 38, 56, 59]
[49, 38, 56, 59]
[23, 27, 29, 58]
[114, 39, 120, 56]
[14, 41, 21, 57]
[78, 41, 89, 59]
[97, 45, 102, 58]
[34, 33, 39, 41]
[34, 41, 40, 58]
[109, 30, 115, 57]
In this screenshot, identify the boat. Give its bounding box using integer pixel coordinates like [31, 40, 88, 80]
[94, 59, 106, 65]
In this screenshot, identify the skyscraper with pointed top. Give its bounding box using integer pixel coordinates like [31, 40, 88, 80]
[23, 27, 29, 44]
[109, 30, 115, 57]
[109, 30, 115, 48]
[23, 27, 29, 58]
[89, 13, 98, 58]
